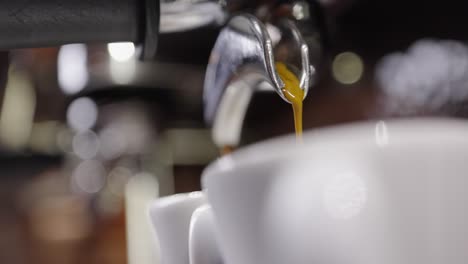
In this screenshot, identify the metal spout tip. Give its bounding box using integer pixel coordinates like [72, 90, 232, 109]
[203, 13, 320, 147]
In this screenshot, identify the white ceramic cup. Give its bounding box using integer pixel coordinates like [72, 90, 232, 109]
[202, 118, 468, 264]
[189, 205, 223, 264]
[148, 192, 206, 264]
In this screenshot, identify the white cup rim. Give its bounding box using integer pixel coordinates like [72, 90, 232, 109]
[149, 191, 205, 210]
[203, 117, 468, 186]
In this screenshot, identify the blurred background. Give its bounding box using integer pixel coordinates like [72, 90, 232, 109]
[2, 0, 468, 263]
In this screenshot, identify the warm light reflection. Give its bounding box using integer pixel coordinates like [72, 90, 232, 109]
[107, 42, 137, 84]
[58, 44, 89, 94]
[108, 42, 136, 62]
[332, 51, 364, 85]
[0, 67, 36, 150]
[67, 97, 98, 132]
[72, 160, 106, 194]
[109, 58, 137, 84]
[72, 130, 100, 159]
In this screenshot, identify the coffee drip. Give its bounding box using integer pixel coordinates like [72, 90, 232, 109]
[275, 62, 304, 141]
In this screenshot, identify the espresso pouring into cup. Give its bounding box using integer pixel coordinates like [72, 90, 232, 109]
[187, 11, 321, 264]
[204, 13, 320, 153]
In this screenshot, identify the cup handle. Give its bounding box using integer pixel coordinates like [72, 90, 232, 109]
[189, 205, 224, 264]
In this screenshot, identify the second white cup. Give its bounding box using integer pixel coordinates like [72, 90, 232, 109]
[148, 192, 206, 264]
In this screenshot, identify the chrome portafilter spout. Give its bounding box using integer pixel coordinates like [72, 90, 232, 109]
[203, 11, 322, 149]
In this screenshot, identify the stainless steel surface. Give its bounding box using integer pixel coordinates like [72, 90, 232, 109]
[203, 14, 282, 126]
[203, 13, 320, 147]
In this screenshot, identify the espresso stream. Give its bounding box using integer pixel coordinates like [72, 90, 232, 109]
[275, 62, 304, 141]
[220, 62, 304, 155]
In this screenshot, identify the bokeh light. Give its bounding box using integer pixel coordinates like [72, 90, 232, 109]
[58, 44, 89, 94]
[56, 126, 74, 153]
[99, 127, 127, 160]
[107, 166, 133, 197]
[332, 51, 364, 85]
[107, 42, 136, 62]
[292, 1, 309, 20]
[72, 160, 106, 194]
[0, 68, 36, 150]
[376, 39, 468, 113]
[67, 97, 98, 132]
[72, 130, 100, 159]
[109, 58, 137, 84]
